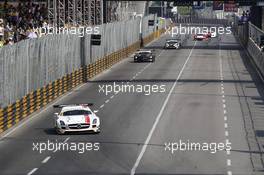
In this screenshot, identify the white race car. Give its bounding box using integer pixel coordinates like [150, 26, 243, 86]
[53, 104, 100, 134]
[164, 39, 181, 49]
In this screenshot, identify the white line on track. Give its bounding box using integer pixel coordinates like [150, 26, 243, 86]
[225, 131, 229, 137]
[227, 159, 231, 166]
[110, 95, 114, 99]
[53, 137, 70, 153]
[220, 43, 232, 175]
[130, 42, 197, 175]
[42, 156, 51, 164]
[224, 123, 228, 128]
[105, 99, 109, 103]
[27, 168, 38, 175]
[64, 137, 70, 143]
[100, 104, 104, 108]
[227, 171, 232, 175]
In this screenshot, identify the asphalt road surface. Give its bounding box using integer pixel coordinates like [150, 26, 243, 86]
[0, 31, 264, 175]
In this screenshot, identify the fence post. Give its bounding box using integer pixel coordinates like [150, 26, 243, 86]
[80, 35, 87, 82]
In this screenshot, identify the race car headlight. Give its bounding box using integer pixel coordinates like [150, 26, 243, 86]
[93, 119, 97, 124]
[60, 120, 65, 126]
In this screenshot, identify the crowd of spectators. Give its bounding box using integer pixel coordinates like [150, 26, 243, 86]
[0, 1, 48, 47]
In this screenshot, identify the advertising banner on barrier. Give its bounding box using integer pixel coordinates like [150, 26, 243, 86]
[213, 1, 224, 10]
[224, 1, 238, 12]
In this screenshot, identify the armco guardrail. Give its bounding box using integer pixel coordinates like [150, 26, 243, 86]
[0, 20, 167, 134]
[248, 38, 264, 74]
[233, 16, 264, 77]
[247, 23, 264, 77]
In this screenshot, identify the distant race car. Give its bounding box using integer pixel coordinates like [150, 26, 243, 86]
[53, 104, 100, 134]
[164, 39, 181, 49]
[134, 50, 155, 62]
[193, 33, 207, 41]
[206, 32, 212, 38]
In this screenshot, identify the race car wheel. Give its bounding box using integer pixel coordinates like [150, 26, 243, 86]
[94, 128, 101, 134]
[56, 128, 65, 135]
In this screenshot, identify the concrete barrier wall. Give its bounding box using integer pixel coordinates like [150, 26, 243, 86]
[86, 19, 141, 63]
[142, 14, 156, 38]
[0, 15, 168, 134]
[0, 34, 82, 109]
[234, 19, 264, 77]
[0, 15, 159, 108]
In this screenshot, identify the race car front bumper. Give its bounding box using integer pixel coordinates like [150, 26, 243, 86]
[134, 56, 153, 62]
[55, 123, 100, 134]
[165, 45, 179, 49]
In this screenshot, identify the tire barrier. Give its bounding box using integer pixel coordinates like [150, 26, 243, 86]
[0, 28, 166, 134]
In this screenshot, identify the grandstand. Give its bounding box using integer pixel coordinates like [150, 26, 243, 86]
[0, 0, 47, 46]
[0, 0, 145, 47]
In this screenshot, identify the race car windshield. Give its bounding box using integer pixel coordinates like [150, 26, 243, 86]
[138, 51, 150, 55]
[62, 110, 92, 116]
[167, 41, 178, 43]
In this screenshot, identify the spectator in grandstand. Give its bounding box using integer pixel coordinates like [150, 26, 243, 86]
[0, 18, 4, 47]
[0, 1, 48, 47]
